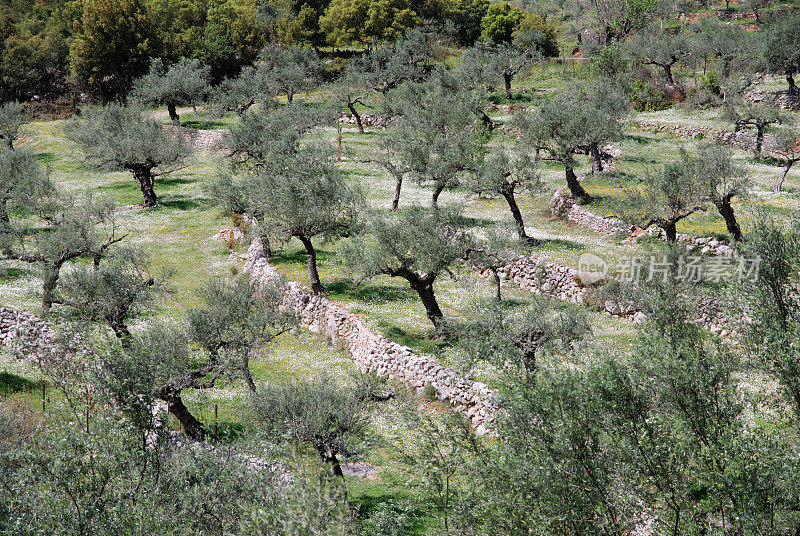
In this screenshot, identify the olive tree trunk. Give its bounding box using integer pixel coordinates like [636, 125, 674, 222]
[130, 165, 158, 207]
[564, 161, 590, 200]
[501, 184, 535, 244]
[297, 234, 325, 295]
[347, 101, 364, 134]
[407, 276, 445, 334]
[159, 385, 207, 440]
[589, 142, 604, 174]
[716, 197, 742, 240]
[167, 102, 180, 124]
[774, 161, 794, 192]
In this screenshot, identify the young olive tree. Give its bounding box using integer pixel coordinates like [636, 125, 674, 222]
[515, 83, 625, 201]
[772, 125, 800, 192]
[65, 104, 190, 207]
[762, 15, 800, 94]
[131, 57, 211, 124]
[0, 101, 24, 148]
[260, 44, 322, 105]
[723, 100, 787, 159]
[618, 149, 706, 242]
[0, 145, 54, 230]
[696, 142, 751, 240]
[389, 74, 485, 209]
[251, 374, 377, 477]
[219, 145, 363, 295]
[470, 147, 542, 243]
[341, 206, 472, 334]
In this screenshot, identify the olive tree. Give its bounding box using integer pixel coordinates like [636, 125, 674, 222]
[341, 206, 472, 334]
[696, 143, 751, 240]
[0, 101, 24, 148]
[260, 44, 322, 105]
[2, 193, 123, 311]
[0, 145, 54, 230]
[617, 149, 706, 242]
[762, 15, 800, 94]
[515, 83, 626, 200]
[218, 145, 363, 295]
[628, 28, 690, 85]
[724, 99, 788, 159]
[470, 147, 543, 243]
[389, 73, 485, 209]
[131, 57, 211, 124]
[65, 105, 191, 207]
[252, 374, 377, 477]
[210, 64, 273, 117]
[456, 296, 590, 384]
[772, 125, 800, 192]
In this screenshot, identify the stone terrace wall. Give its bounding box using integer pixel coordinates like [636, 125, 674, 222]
[0, 306, 57, 360]
[632, 120, 777, 153]
[548, 191, 735, 256]
[243, 239, 500, 434]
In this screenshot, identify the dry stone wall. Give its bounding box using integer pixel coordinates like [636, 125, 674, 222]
[243, 239, 500, 434]
[0, 306, 57, 361]
[549, 191, 735, 256]
[632, 120, 777, 153]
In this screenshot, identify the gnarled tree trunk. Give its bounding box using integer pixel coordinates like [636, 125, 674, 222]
[662, 221, 678, 243]
[589, 142, 604, 174]
[347, 101, 364, 134]
[774, 161, 794, 192]
[159, 385, 206, 440]
[564, 161, 590, 200]
[501, 183, 535, 244]
[716, 197, 742, 240]
[503, 72, 513, 100]
[297, 234, 325, 295]
[130, 165, 158, 207]
[167, 102, 180, 124]
[407, 276, 445, 334]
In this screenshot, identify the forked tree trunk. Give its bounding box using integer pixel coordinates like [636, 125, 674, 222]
[131, 165, 158, 207]
[774, 161, 794, 192]
[504, 72, 513, 100]
[347, 101, 364, 134]
[564, 161, 590, 200]
[662, 221, 678, 243]
[167, 102, 180, 124]
[589, 142, 604, 174]
[501, 184, 535, 244]
[297, 234, 325, 295]
[159, 386, 206, 440]
[716, 197, 742, 240]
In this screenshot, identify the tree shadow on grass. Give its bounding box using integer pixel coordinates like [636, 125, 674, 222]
[181, 119, 228, 130]
[379, 324, 446, 355]
[326, 280, 409, 303]
[36, 152, 56, 166]
[0, 371, 39, 398]
[270, 248, 335, 266]
[0, 267, 32, 283]
[159, 198, 200, 211]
